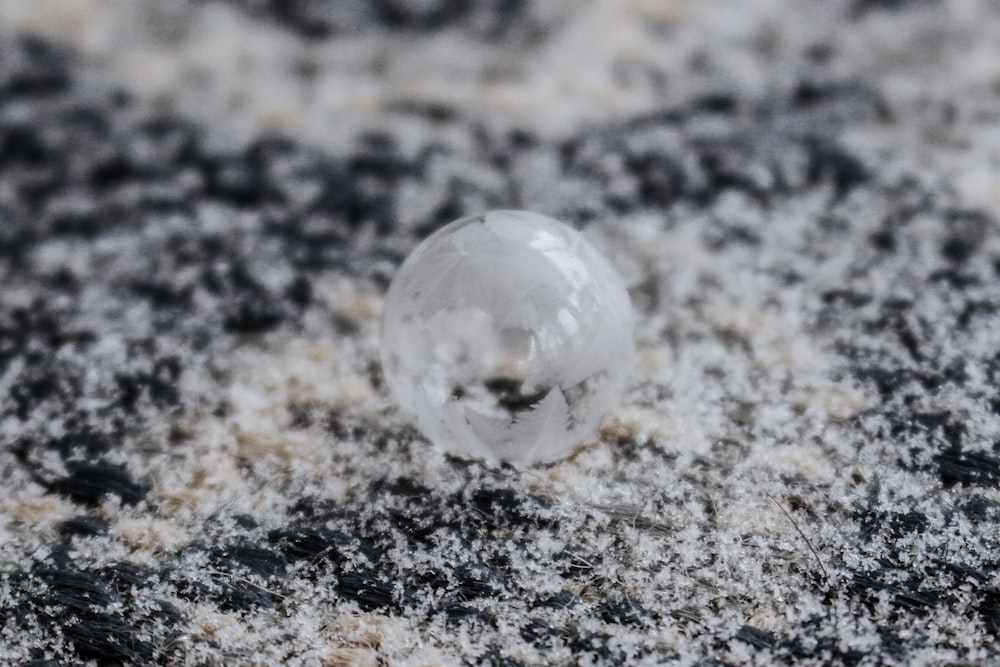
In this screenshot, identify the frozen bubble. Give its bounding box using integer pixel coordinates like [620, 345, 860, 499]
[380, 210, 634, 462]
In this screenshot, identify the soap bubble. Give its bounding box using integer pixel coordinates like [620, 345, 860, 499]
[380, 210, 634, 462]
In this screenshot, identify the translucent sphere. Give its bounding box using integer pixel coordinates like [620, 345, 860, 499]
[379, 210, 634, 462]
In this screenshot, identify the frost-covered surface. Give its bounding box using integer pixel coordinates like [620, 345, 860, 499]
[1, 1, 999, 665]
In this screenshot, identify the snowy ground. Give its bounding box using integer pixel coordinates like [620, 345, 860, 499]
[1, 1, 999, 664]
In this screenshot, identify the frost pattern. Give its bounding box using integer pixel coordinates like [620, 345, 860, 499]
[504, 388, 572, 461]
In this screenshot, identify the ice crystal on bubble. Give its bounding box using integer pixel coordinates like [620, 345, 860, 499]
[380, 210, 634, 462]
